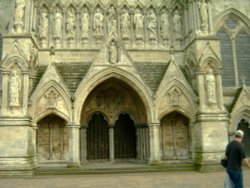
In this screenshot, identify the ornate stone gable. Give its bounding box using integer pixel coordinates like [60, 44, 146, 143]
[83, 35, 141, 81]
[155, 55, 198, 119]
[30, 62, 72, 122]
[230, 87, 250, 115]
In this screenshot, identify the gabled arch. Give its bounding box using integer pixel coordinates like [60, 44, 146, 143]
[1, 42, 29, 71]
[30, 80, 72, 123]
[74, 67, 154, 124]
[200, 56, 223, 72]
[156, 79, 197, 121]
[35, 110, 69, 124]
[1, 55, 28, 71]
[230, 107, 250, 133]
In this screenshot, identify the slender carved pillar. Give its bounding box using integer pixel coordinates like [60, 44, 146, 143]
[197, 70, 206, 112]
[1, 71, 9, 115]
[109, 125, 115, 161]
[22, 71, 29, 115]
[68, 124, 81, 167]
[80, 125, 87, 163]
[76, 8, 81, 48]
[148, 122, 160, 164]
[215, 71, 225, 111]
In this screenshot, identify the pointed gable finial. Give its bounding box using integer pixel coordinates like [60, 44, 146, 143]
[241, 75, 246, 88]
[50, 46, 55, 64]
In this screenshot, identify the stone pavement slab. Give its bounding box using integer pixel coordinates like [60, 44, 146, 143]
[0, 170, 250, 188]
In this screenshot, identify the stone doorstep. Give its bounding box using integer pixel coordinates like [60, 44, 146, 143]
[34, 162, 195, 176]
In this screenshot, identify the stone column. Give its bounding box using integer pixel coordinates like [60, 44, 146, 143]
[80, 125, 87, 163]
[231, 35, 239, 86]
[1, 71, 9, 115]
[215, 71, 224, 111]
[148, 122, 161, 164]
[68, 124, 80, 167]
[48, 8, 53, 48]
[22, 71, 29, 115]
[208, 1, 213, 33]
[76, 8, 81, 48]
[197, 70, 206, 112]
[109, 125, 115, 161]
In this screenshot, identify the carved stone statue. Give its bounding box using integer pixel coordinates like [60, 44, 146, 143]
[147, 9, 157, 40]
[109, 41, 118, 64]
[173, 9, 182, 40]
[134, 8, 144, 39]
[81, 9, 89, 38]
[93, 7, 104, 38]
[9, 70, 21, 107]
[121, 8, 130, 39]
[54, 8, 63, 39]
[14, 0, 25, 32]
[160, 9, 169, 40]
[107, 5, 117, 35]
[66, 7, 76, 38]
[206, 68, 216, 104]
[199, 0, 208, 34]
[39, 8, 48, 45]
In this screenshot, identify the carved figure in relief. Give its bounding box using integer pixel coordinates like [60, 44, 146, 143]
[107, 5, 117, 35]
[147, 9, 157, 40]
[45, 89, 59, 108]
[66, 7, 76, 38]
[171, 89, 180, 106]
[93, 7, 104, 38]
[173, 9, 182, 39]
[109, 41, 118, 64]
[39, 8, 49, 39]
[121, 8, 130, 38]
[14, 0, 25, 25]
[199, 0, 208, 33]
[54, 8, 63, 39]
[9, 70, 21, 107]
[134, 8, 144, 39]
[160, 9, 169, 39]
[81, 9, 89, 38]
[205, 68, 216, 104]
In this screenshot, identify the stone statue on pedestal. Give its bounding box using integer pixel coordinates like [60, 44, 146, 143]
[9, 70, 21, 107]
[14, 0, 25, 33]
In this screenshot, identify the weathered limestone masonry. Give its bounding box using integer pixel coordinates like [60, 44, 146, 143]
[0, 0, 250, 175]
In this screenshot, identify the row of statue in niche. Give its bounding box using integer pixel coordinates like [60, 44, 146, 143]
[37, 5, 183, 48]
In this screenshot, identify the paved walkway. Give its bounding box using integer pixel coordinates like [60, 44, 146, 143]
[1, 170, 250, 188]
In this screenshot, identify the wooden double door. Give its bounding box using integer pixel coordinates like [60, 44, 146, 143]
[86, 113, 136, 160]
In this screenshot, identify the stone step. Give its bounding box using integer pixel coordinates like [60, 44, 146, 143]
[34, 163, 195, 176]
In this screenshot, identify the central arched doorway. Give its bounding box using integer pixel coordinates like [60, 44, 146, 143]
[81, 78, 148, 162]
[114, 113, 136, 159]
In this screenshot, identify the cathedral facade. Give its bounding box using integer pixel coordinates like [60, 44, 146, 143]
[0, 0, 250, 175]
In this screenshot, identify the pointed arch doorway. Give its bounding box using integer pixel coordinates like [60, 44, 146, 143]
[37, 114, 69, 162]
[80, 78, 148, 162]
[237, 119, 250, 156]
[160, 112, 190, 160]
